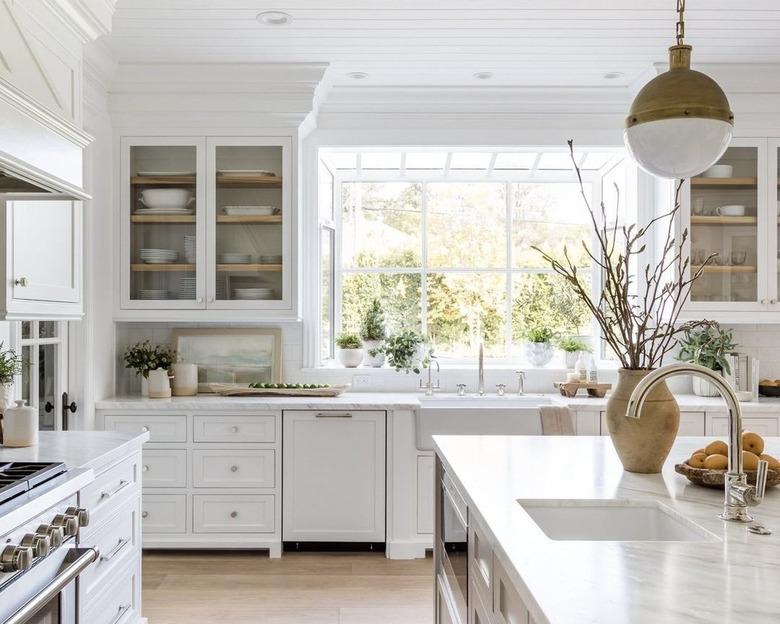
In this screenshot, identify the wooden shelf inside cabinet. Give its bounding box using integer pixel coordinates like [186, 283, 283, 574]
[216, 174, 282, 188]
[131, 215, 196, 224]
[131, 263, 196, 272]
[131, 176, 196, 186]
[690, 216, 757, 225]
[216, 263, 282, 272]
[216, 215, 282, 224]
[692, 265, 756, 274]
[690, 177, 757, 188]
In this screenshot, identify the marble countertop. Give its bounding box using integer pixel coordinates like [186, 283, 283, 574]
[551, 392, 780, 412]
[434, 435, 780, 624]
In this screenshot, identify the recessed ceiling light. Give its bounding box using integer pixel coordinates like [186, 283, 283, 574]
[473, 72, 494, 80]
[347, 71, 369, 80]
[603, 71, 624, 80]
[257, 11, 291, 26]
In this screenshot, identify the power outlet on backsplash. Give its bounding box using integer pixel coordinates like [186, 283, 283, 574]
[352, 375, 372, 389]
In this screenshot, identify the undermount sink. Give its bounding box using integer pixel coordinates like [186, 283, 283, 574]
[518, 499, 719, 542]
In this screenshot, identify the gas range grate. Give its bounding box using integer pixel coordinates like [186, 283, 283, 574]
[0, 462, 66, 506]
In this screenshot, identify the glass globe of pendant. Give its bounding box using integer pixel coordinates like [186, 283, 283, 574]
[624, 45, 734, 179]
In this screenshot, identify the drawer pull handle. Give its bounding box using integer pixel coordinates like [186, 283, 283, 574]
[142, 511, 149, 519]
[110, 604, 132, 624]
[101, 538, 129, 562]
[231, 426, 239, 433]
[315, 412, 353, 418]
[230, 465, 239, 472]
[230, 511, 238, 519]
[14, 277, 29, 287]
[101, 480, 130, 500]
[141, 426, 150, 432]
[142, 465, 150, 472]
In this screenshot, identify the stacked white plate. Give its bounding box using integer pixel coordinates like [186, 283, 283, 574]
[223, 206, 277, 216]
[216, 275, 227, 300]
[219, 253, 252, 264]
[218, 169, 276, 177]
[140, 249, 178, 264]
[179, 277, 197, 300]
[134, 207, 195, 215]
[233, 287, 274, 300]
[184, 236, 197, 263]
[259, 255, 282, 264]
[137, 289, 169, 300]
[137, 171, 195, 176]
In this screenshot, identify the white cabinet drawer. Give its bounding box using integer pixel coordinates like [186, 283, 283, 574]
[707, 415, 779, 437]
[193, 494, 275, 534]
[104, 414, 187, 443]
[79, 455, 139, 525]
[83, 555, 140, 624]
[81, 499, 138, 599]
[143, 449, 187, 488]
[469, 518, 493, 601]
[142, 494, 186, 534]
[493, 555, 529, 624]
[193, 449, 275, 489]
[193, 414, 276, 443]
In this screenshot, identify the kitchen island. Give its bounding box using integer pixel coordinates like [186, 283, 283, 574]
[433, 435, 780, 624]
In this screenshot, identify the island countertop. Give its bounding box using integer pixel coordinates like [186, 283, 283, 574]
[433, 435, 780, 624]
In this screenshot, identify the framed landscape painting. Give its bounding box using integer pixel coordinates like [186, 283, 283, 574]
[172, 328, 282, 392]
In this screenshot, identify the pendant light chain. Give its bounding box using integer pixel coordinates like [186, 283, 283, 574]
[676, 0, 686, 45]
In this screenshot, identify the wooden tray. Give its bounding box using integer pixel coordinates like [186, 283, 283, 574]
[674, 462, 780, 489]
[554, 381, 612, 398]
[209, 383, 350, 397]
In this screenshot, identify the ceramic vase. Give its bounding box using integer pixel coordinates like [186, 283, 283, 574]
[172, 363, 198, 396]
[564, 351, 579, 369]
[362, 340, 385, 368]
[525, 341, 554, 367]
[3, 399, 38, 447]
[606, 368, 680, 474]
[337, 348, 364, 368]
[148, 367, 172, 399]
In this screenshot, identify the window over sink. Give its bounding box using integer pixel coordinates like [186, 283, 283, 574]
[317, 148, 629, 366]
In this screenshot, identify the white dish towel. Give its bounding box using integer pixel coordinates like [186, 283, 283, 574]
[539, 405, 575, 435]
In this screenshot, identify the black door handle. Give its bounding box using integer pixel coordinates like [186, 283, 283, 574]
[62, 392, 77, 430]
[44, 401, 54, 413]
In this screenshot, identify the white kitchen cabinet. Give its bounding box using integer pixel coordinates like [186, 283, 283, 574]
[493, 555, 530, 624]
[706, 414, 779, 437]
[417, 455, 435, 534]
[118, 135, 294, 320]
[283, 409, 386, 542]
[0, 197, 83, 319]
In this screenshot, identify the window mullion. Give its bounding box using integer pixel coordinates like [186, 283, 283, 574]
[420, 181, 428, 338]
[505, 182, 513, 359]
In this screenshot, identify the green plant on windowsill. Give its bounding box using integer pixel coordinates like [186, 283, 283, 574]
[376, 330, 430, 374]
[0, 343, 23, 386]
[556, 336, 590, 353]
[525, 326, 555, 343]
[677, 321, 737, 373]
[524, 326, 555, 367]
[123, 340, 177, 379]
[335, 332, 363, 350]
[360, 299, 387, 342]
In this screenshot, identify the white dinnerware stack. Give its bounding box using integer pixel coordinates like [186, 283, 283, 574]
[219, 252, 252, 264]
[223, 205, 277, 216]
[216, 274, 227, 300]
[259, 255, 282, 264]
[179, 277, 196, 299]
[140, 248, 178, 264]
[184, 236, 197, 263]
[138, 289, 169, 300]
[233, 287, 274, 300]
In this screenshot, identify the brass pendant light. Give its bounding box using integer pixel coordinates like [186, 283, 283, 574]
[624, 0, 734, 179]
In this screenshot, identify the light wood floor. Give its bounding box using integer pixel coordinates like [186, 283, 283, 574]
[142, 550, 434, 624]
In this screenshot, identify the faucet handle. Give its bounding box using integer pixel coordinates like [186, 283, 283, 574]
[496, 383, 506, 396]
[456, 383, 467, 397]
[752, 459, 769, 505]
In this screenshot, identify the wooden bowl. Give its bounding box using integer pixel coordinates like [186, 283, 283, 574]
[759, 385, 780, 397]
[675, 462, 780, 489]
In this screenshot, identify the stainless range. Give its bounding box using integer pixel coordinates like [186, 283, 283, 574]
[0, 462, 95, 624]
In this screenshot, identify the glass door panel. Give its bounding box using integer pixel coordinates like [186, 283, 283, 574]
[129, 145, 198, 303]
[213, 144, 284, 303]
[689, 146, 759, 303]
[20, 321, 67, 430]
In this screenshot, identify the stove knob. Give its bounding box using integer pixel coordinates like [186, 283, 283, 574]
[0, 545, 33, 573]
[51, 513, 79, 537]
[20, 533, 51, 558]
[65, 507, 90, 528]
[35, 524, 64, 549]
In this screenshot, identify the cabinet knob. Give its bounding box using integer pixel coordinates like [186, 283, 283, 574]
[230, 465, 239, 472]
[143, 465, 150, 472]
[141, 426, 149, 432]
[14, 277, 29, 287]
[230, 511, 238, 519]
[142, 511, 149, 519]
[231, 426, 239, 433]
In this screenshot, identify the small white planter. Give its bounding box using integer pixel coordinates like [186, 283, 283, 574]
[362, 340, 385, 368]
[692, 374, 720, 397]
[337, 348, 364, 368]
[564, 351, 580, 369]
[525, 341, 554, 367]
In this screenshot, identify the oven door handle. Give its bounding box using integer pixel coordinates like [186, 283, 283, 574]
[4, 547, 99, 624]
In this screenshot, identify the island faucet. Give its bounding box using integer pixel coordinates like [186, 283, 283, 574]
[478, 343, 485, 396]
[626, 362, 768, 523]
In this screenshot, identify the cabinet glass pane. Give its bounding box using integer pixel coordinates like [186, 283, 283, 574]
[690, 146, 758, 303]
[129, 145, 197, 302]
[213, 145, 283, 302]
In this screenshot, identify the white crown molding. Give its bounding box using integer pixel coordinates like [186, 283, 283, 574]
[0, 76, 92, 147]
[43, 0, 116, 43]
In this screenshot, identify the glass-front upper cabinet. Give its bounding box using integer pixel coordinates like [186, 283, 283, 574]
[685, 139, 768, 312]
[121, 137, 206, 309]
[206, 137, 291, 309]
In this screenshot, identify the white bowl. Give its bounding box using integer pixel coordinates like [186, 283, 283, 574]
[715, 204, 746, 217]
[139, 188, 193, 209]
[702, 164, 733, 178]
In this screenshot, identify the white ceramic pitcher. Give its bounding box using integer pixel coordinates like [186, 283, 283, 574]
[148, 367, 172, 399]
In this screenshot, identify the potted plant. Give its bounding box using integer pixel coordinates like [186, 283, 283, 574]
[360, 299, 387, 367]
[557, 336, 591, 369]
[335, 332, 364, 368]
[123, 341, 177, 396]
[0, 343, 23, 410]
[524, 327, 555, 367]
[677, 321, 737, 397]
[376, 330, 430, 374]
[533, 140, 713, 473]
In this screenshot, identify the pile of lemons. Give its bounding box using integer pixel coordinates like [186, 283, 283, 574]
[686, 432, 780, 471]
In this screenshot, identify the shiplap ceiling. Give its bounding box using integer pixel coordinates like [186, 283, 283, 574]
[108, 1, 780, 87]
